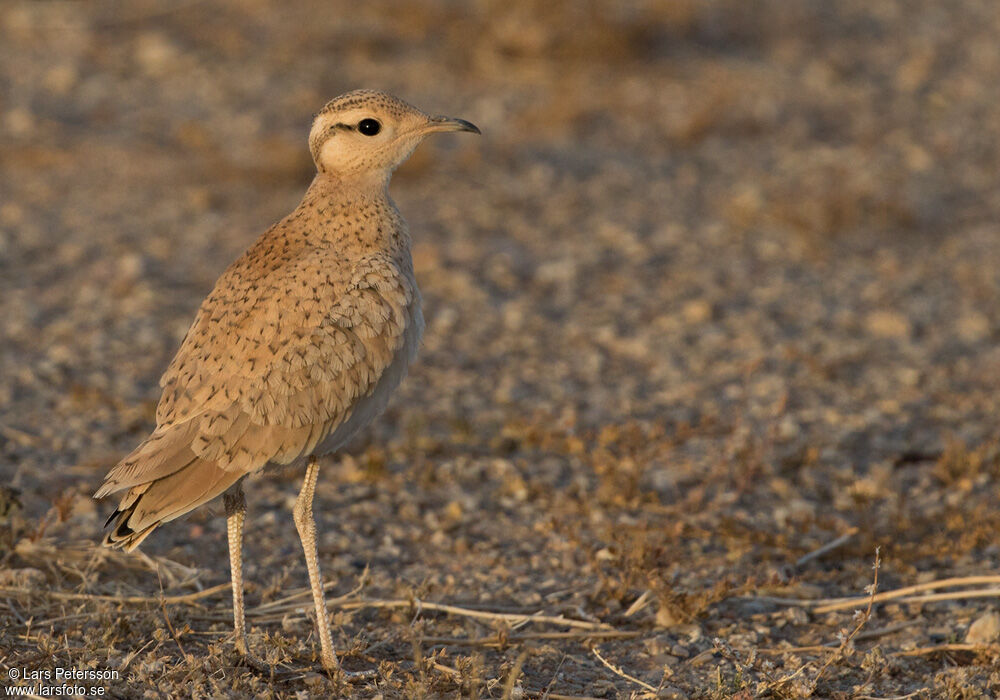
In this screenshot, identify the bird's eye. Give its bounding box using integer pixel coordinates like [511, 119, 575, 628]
[357, 118, 381, 136]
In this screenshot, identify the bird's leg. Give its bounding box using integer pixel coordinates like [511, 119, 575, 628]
[293, 456, 339, 673]
[225, 486, 271, 673]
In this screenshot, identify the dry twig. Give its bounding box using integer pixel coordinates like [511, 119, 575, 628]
[420, 629, 639, 648]
[591, 646, 657, 694]
[815, 587, 1000, 614]
[338, 598, 611, 630]
[795, 527, 859, 569]
[755, 574, 1000, 613]
[0, 582, 231, 606]
[809, 547, 880, 691]
[895, 643, 1000, 657]
[502, 647, 531, 700]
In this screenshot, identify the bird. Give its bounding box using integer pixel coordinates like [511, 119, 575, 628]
[94, 89, 480, 674]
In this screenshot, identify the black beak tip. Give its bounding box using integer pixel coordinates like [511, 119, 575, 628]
[431, 115, 481, 134]
[457, 118, 481, 135]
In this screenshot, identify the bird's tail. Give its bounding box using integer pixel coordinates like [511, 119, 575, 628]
[97, 426, 245, 551]
[103, 496, 159, 551]
[101, 457, 245, 551]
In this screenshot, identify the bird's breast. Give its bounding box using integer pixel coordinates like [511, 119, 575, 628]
[312, 298, 423, 457]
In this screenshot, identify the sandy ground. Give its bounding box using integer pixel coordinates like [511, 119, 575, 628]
[3, 1, 1000, 697]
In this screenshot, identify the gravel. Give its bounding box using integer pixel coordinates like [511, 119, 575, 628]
[2, 0, 1000, 697]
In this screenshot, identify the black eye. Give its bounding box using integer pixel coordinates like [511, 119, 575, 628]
[357, 119, 381, 136]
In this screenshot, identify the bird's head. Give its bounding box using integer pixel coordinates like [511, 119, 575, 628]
[308, 90, 479, 183]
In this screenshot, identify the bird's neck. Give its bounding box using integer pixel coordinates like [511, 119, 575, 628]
[308, 171, 389, 202]
[301, 173, 408, 252]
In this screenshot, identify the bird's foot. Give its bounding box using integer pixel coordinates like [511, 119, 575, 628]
[313, 650, 376, 681]
[313, 660, 377, 682]
[233, 637, 277, 677]
[237, 651, 275, 676]
[341, 668, 378, 680]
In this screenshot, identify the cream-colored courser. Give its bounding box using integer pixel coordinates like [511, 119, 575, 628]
[95, 90, 479, 673]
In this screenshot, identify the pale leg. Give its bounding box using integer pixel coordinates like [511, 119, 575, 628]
[293, 456, 339, 672]
[225, 486, 269, 671]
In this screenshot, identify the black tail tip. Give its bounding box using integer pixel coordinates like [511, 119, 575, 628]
[102, 507, 139, 548]
[104, 508, 122, 529]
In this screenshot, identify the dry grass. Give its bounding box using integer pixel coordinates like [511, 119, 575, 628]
[4, 0, 1000, 697]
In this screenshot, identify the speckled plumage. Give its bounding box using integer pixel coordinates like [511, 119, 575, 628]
[96, 178, 420, 538]
[95, 90, 479, 672]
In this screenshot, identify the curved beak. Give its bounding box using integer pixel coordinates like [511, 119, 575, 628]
[423, 115, 481, 135]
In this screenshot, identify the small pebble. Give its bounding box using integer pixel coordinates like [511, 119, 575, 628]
[966, 612, 1000, 644]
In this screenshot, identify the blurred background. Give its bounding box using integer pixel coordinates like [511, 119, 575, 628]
[2, 0, 1000, 696]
